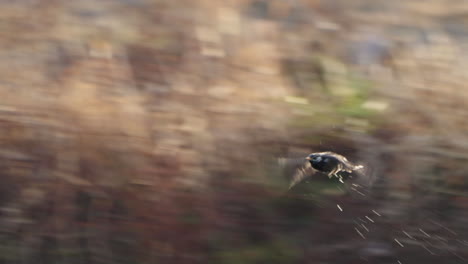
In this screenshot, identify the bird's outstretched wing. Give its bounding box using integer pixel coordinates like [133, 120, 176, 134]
[288, 162, 316, 189]
[277, 155, 316, 190]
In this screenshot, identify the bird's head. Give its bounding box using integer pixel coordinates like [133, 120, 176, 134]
[305, 154, 322, 163]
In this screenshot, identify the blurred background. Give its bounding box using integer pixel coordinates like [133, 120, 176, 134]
[0, 0, 468, 263]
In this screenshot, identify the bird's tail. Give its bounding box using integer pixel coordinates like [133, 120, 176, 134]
[354, 164, 364, 170]
[352, 164, 376, 188]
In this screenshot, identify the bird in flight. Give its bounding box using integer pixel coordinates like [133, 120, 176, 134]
[282, 151, 364, 190]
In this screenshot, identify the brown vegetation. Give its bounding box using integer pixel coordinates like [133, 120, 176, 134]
[0, 0, 467, 263]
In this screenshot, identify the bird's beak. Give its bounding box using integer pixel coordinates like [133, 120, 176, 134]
[305, 157, 311, 160]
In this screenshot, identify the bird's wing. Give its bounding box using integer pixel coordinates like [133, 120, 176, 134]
[288, 162, 316, 190]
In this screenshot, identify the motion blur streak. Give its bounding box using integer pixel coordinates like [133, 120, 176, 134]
[0, 0, 467, 264]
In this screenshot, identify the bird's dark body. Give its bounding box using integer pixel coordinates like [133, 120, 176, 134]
[309, 155, 339, 173]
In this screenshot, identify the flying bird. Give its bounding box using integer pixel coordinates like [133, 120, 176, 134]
[282, 151, 364, 190]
